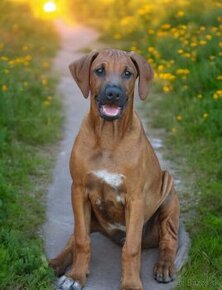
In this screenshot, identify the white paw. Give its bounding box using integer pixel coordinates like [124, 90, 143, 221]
[56, 275, 82, 290]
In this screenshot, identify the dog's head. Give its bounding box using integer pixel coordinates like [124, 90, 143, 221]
[69, 49, 153, 121]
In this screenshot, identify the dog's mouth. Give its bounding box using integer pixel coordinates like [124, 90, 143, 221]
[100, 104, 122, 119]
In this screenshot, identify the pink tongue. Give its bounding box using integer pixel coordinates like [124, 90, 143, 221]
[102, 105, 120, 116]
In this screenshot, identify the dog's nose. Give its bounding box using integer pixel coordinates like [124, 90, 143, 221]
[105, 85, 123, 102]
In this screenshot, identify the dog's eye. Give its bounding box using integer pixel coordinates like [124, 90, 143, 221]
[95, 67, 105, 76]
[123, 70, 132, 79]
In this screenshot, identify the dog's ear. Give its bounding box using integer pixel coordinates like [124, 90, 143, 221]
[69, 50, 99, 98]
[129, 51, 154, 100]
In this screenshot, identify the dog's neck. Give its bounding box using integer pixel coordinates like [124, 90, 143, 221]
[89, 98, 135, 150]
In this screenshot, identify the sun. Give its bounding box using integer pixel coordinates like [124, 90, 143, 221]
[43, 1, 57, 13]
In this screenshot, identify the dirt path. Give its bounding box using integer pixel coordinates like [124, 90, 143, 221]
[43, 21, 188, 290]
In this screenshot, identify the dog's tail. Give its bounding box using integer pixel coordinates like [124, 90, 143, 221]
[175, 222, 190, 271]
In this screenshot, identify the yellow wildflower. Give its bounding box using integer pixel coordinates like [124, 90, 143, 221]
[148, 29, 154, 35]
[176, 69, 190, 75]
[199, 40, 207, 46]
[158, 65, 164, 71]
[200, 26, 206, 32]
[42, 61, 49, 68]
[43, 100, 50, 107]
[176, 115, 182, 121]
[191, 42, 197, 47]
[42, 79, 48, 86]
[163, 84, 172, 93]
[216, 75, 222, 80]
[2, 85, 7, 91]
[176, 11, 185, 17]
[161, 24, 171, 30]
[177, 49, 184, 54]
[203, 113, 208, 119]
[197, 94, 203, 99]
[213, 93, 219, 100]
[213, 90, 222, 99]
[25, 55, 32, 61]
[205, 35, 212, 40]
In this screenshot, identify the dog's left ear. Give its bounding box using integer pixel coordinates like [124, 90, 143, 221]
[69, 50, 99, 98]
[129, 51, 154, 100]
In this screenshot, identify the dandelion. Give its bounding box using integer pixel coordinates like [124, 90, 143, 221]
[200, 26, 206, 32]
[176, 115, 183, 121]
[213, 90, 222, 99]
[199, 40, 207, 46]
[205, 35, 212, 40]
[161, 24, 171, 30]
[213, 93, 219, 100]
[197, 94, 203, 99]
[163, 84, 172, 93]
[191, 42, 197, 47]
[148, 29, 154, 35]
[42, 78, 48, 86]
[176, 69, 190, 75]
[177, 49, 184, 54]
[25, 55, 32, 61]
[43, 100, 50, 107]
[183, 52, 192, 58]
[42, 61, 49, 68]
[158, 65, 164, 71]
[159, 73, 176, 81]
[2, 85, 7, 91]
[176, 11, 185, 17]
[203, 113, 208, 119]
[216, 75, 222, 80]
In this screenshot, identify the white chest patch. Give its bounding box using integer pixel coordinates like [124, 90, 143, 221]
[91, 169, 125, 188]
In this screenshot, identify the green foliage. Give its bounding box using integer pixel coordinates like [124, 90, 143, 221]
[0, 0, 61, 288]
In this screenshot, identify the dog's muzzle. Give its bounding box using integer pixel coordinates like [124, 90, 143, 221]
[96, 84, 128, 121]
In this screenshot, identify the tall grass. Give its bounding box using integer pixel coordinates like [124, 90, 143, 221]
[0, 0, 61, 288]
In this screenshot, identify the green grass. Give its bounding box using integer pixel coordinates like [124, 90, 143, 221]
[67, 0, 222, 289]
[0, 0, 62, 288]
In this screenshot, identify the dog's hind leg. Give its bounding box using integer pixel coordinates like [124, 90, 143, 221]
[153, 171, 180, 283]
[49, 234, 74, 276]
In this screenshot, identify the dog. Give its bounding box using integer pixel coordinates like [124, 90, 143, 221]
[49, 49, 182, 290]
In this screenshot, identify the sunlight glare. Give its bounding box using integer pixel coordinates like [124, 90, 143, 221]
[43, 1, 56, 13]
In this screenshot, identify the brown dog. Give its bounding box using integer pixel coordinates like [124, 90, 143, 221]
[50, 49, 181, 290]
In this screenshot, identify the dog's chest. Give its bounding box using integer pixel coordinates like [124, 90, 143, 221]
[87, 169, 126, 234]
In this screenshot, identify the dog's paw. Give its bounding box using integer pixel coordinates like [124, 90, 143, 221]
[56, 275, 83, 290]
[153, 260, 176, 283]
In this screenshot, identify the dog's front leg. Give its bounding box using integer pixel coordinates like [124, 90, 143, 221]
[58, 183, 91, 290]
[121, 198, 144, 290]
